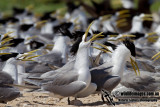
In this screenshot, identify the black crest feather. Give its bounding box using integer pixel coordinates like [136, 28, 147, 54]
[123, 39, 136, 57]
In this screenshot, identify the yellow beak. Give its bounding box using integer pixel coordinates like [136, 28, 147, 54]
[91, 42, 112, 53]
[152, 52, 160, 61]
[130, 57, 140, 76]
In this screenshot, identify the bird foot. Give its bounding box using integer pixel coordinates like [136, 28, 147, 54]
[70, 100, 83, 106]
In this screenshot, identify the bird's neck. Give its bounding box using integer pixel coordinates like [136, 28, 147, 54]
[111, 44, 130, 78]
[2, 59, 18, 84]
[52, 36, 68, 63]
[74, 46, 89, 70]
[17, 63, 25, 85]
[131, 20, 142, 33]
[41, 22, 53, 34]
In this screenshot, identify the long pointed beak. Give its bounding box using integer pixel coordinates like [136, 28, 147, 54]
[139, 14, 153, 21]
[130, 57, 140, 76]
[118, 14, 131, 19]
[44, 44, 54, 50]
[101, 14, 112, 22]
[0, 53, 11, 55]
[118, 10, 130, 16]
[35, 20, 47, 29]
[3, 31, 14, 39]
[109, 35, 118, 37]
[116, 19, 128, 28]
[91, 42, 112, 53]
[142, 17, 153, 21]
[146, 32, 157, 36]
[94, 42, 112, 52]
[141, 14, 153, 21]
[0, 47, 10, 51]
[18, 54, 41, 62]
[122, 35, 136, 38]
[27, 49, 40, 54]
[146, 36, 159, 43]
[1, 37, 14, 45]
[152, 52, 160, 61]
[17, 49, 41, 61]
[89, 32, 104, 42]
[144, 14, 153, 17]
[116, 19, 127, 25]
[26, 35, 38, 40]
[84, 21, 94, 42]
[21, 55, 41, 61]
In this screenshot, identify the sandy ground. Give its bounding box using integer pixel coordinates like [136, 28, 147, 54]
[0, 92, 160, 107]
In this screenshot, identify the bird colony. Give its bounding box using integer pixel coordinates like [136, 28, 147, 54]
[0, 0, 160, 106]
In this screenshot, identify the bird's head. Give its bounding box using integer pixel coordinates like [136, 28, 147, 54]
[123, 39, 140, 76]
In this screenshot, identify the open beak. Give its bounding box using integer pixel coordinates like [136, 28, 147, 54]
[130, 57, 140, 76]
[91, 42, 112, 53]
[3, 32, 14, 38]
[0, 33, 15, 50]
[0, 46, 11, 55]
[17, 49, 41, 61]
[84, 22, 104, 42]
[141, 14, 153, 21]
[116, 19, 128, 28]
[152, 52, 160, 61]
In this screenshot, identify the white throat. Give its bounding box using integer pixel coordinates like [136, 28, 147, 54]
[2, 58, 18, 84]
[130, 18, 143, 33]
[52, 36, 68, 63]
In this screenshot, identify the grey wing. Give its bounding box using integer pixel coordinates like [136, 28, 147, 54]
[0, 87, 20, 103]
[41, 69, 79, 85]
[28, 63, 52, 73]
[121, 71, 160, 91]
[25, 65, 76, 86]
[103, 76, 121, 92]
[42, 81, 86, 97]
[40, 59, 75, 78]
[36, 53, 62, 65]
[40, 70, 86, 97]
[90, 65, 113, 91]
[0, 72, 14, 84]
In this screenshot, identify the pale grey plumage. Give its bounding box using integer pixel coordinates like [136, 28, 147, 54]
[90, 62, 121, 92]
[0, 72, 20, 103]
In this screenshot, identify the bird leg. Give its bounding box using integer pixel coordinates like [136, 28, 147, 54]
[101, 94, 105, 103]
[75, 97, 77, 100]
[101, 89, 115, 105]
[68, 97, 71, 105]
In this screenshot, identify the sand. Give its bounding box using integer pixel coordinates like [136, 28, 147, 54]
[0, 92, 160, 107]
